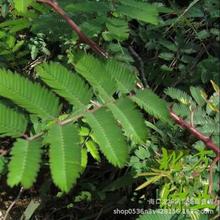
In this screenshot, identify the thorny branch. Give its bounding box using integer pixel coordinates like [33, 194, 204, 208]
[169, 105, 220, 155]
[37, 0, 109, 58]
[169, 105, 220, 194]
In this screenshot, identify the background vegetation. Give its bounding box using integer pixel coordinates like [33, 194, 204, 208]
[0, 0, 219, 219]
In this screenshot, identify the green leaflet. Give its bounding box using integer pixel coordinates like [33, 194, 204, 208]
[0, 18, 31, 33]
[118, 0, 159, 25]
[108, 97, 147, 144]
[75, 54, 116, 102]
[7, 138, 42, 188]
[0, 156, 5, 174]
[105, 59, 137, 93]
[104, 18, 129, 41]
[135, 175, 162, 191]
[172, 103, 189, 118]
[81, 148, 88, 172]
[0, 18, 29, 28]
[85, 108, 128, 167]
[13, 0, 34, 13]
[85, 140, 101, 162]
[0, 102, 27, 137]
[0, 68, 60, 120]
[131, 89, 171, 124]
[190, 86, 206, 106]
[36, 62, 92, 110]
[46, 123, 81, 192]
[65, 1, 109, 14]
[165, 87, 193, 105]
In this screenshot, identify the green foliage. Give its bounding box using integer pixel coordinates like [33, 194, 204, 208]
[36, 62, 92, 111]
[196, 57, 220, 83]
[75, 54, 116, 102]
[85, 140, 100, 162]
[85, 108, 128, 167]
[29, 33, 51, 60]
[117, 0, 159, 25]
[134, 146, 216, 213]
[108, 97, 147, 144]
[131, 89, 171, 124]
[13, 0, 34, 13]
[165, 87, 193, 105]
[166, 84, 220, 145]
[0, 28, 28, 68]
[29, 0, 161, 42]
[190, 87, 206, 106]
[0, 156, 5, 174]
[0, 102, 27, 137]
[105, 59, 137, 93]
[103, 18, 129, 41]
[0, 18, 31, 33]
[0, 68, 60, 120]
[0, 55, 169, 192]
[131, 85, 219, 218]
[132, 0, 220, 87]
[45, 123, 81, 193]
[0, 0, 219, 218]
[7, 138, 42, 188]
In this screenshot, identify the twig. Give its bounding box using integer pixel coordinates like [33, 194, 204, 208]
[165, 0, 201, 33]
[3, 187, 24, 220]
[94, 207, 104, 220]
[189, 46, 207, 72]
[169, 106, 220, 155]
[60, 101, 106, 126]
[190, 22, 210, 56]
[23, 132, 44, 141]
[21, 99, 109, 140]
[37, 0, 108, 58]
[211, 214, 220, 220]
[0, 149, 8, 156]
[189, 106, 195, 127]
[128, 46, 149, 88]
[208, 156, 220, 194]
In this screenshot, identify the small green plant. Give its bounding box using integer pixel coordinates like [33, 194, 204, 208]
[133, 84, 220, 219]
[0, 54, 171, 192]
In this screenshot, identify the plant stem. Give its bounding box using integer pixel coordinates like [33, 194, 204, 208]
[3, 187, 24, 220]
[37, 0, 109, 58]
[208, 156, 220, 194]
[169, 106, 220, 155]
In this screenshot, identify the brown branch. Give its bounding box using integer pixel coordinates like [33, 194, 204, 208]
[128, 45, 149, 88]
[3, 187, 24, 220]
[208, 156, 220, 194]
[0, 149, 8, 156]
[169, 106, 220, 155]
[37, 0, 109, 58]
